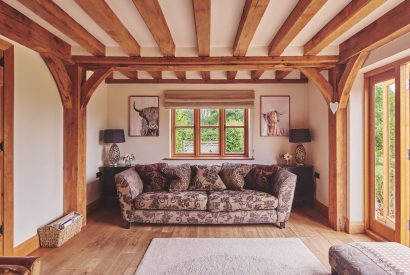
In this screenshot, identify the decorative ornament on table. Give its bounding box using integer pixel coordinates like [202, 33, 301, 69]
[282, 153, 292, 166]
[123, 154, 135, 167]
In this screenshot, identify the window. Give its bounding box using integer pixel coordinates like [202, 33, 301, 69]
[171, 108, 249, 158]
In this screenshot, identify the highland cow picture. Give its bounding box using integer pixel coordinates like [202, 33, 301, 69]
[129, 96, 159, 137]
[260, 96, 290, 137]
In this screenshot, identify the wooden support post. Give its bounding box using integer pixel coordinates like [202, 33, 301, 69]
[64, 65, 87, 223]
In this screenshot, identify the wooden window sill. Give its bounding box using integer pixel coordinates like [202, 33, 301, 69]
[163, 156, 255, 161]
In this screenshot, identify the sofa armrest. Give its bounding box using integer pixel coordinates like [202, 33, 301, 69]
[271, 168, 297, 223]
[115, 167, 143, 222]
[0, 257, 41, 275]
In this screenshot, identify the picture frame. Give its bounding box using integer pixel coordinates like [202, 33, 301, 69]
[129, 96, 159, 137]
[260, 95, 290, 137]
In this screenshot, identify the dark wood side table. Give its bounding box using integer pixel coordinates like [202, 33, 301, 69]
[97, 165, 131, 205]
[280, 165, 315, 207]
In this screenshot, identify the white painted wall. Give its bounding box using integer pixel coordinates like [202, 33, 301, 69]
[11, 40, 64, 246]
[307, 77, 329, 206]
[107, 83, 310, 165]
[86, 82, 108, 205]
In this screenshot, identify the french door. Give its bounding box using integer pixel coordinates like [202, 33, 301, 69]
[367, 61, 410, 243]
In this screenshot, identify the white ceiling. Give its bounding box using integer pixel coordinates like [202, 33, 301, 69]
[3, 0, 405, 57]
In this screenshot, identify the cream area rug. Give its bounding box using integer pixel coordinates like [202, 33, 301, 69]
[135, 238, 328, 275]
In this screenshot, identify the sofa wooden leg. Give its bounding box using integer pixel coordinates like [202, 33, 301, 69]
[279, 222, 286, 229]
[124, 221, 132, 229]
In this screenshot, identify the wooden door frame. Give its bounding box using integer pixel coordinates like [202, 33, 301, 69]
[364, 58, 410, 244]
[0, 39, 14, 255]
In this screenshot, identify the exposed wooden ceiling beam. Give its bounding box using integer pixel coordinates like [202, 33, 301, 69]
[299, 67, 333, 104]
[201, 71, 210, 80]
[192, 0, 211, 57]
[74, 0, 140, 56]
[17, 0, 105, 56]
[149, 71, 162, 80]
[339, 0, 410, 62]
[304, 0, 386, 55]
[0, 1, 70, 59]
[233, 0, 270, 56]
[132, 0, 175, 57]
[251, 70, 264, 80]
[275, 70, 291, 79]
[338, 52, 369, 108]
[175, 71, 186, 80]
[227, 71, 237, 80]
[106, 78, 308, 84]
[268, 0, 326, 56]
[120, 71, 139, 79]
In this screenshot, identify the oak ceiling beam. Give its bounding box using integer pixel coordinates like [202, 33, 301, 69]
[338, 52, 369, 108]
[299, 67, 332, 104]
[304, 0, 386, 55]
[175, 71, 186, 80]
[192, 0, 211, 57]
[132, 0, 175, 57]
[201, 71, 210, 80]
[74, 0, 140, 56]
[268, 0, 326, 56]
[339, 0, 410, 62]
[275, 70, 291, 79]
[41, 53, 72, 109]
[233, 0, 270, 56]
[149, 71, 162, 80]
[227, 71, 237, 80]
[17, 0, 105, 56]
[251, 70, 264, 80]
[106, 78, 308, 84]
[120, 71, 139, 79]
[81, 68, 113, 109]
[0, 1, 70, 59]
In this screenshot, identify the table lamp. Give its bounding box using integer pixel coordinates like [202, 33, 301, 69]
[103, 129, 125, 166]
[289, 129, 311, 166]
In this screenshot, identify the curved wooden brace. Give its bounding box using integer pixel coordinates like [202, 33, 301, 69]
[40, 53, 72, 109]
[299, 67, 333, 104]
[80, 68, 113, 109]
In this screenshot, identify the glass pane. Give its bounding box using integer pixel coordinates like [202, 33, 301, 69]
[175, 109, 194, 126]
[200, 128, 219, 153]
[175, 128, 194, 154]
[200, 109, 219, 126]
[225, 128, 245, 153]
[226, 109, 245, 126]
[373, 79, 395, 228]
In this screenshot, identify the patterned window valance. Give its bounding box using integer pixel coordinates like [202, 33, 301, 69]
[163, 90, 255, 109]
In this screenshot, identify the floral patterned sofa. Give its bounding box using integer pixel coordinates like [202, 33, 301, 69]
[115, 163, 297, 229]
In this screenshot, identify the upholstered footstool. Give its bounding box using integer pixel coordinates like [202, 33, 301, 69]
[329, 242, 410, 275]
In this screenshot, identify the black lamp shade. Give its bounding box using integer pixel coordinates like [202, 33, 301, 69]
[103, 129, 125, 143]
[289, 129, 311, 143]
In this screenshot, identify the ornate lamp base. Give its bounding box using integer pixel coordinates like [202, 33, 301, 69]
[108, 143, 120, 166]
[295, 144, 306, 166]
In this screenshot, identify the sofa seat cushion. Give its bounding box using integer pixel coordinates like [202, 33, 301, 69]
[207, 190, 278, 212]
[135, 191, 208, 211]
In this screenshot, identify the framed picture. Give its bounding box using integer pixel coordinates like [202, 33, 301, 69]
[129, 96, 159, 137]
[260, 95, 290, 137]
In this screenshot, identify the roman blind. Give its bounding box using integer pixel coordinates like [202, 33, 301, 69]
[163, 90, 255, 108]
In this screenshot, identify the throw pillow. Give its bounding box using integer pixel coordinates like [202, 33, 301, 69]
[135, 163, 168, 192]
[189, 165, 226, 191]
[244, 164, 278, 193]
[161, 163, 192, 192]
[219, 163, 252, 190]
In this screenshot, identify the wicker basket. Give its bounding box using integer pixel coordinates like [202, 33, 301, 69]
[38, 212, 82, 248]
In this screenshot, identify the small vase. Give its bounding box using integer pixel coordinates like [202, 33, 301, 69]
[285, 160, 289, 166]
[125, 159, 132, 167]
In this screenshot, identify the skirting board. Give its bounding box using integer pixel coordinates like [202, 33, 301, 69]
[87, 198, 102, 217]
[314, 199, 328, 219]
[14, 235, 40, 256]
[346, 219, 365, 234]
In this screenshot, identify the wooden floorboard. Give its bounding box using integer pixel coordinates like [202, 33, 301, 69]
[30, 206, 373, 274]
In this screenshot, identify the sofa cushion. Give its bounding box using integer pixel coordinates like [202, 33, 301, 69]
[207, 190, 278, 212]
[135, 163, 168, 192]
[244, 164, 278, 193]
[189, 165, 226, 191]
[219, 163, 252, 190]
[162, 163, 191, 192]
[135, 191, 208, 211]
